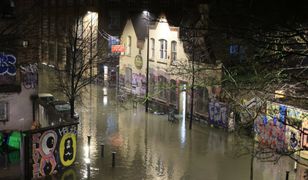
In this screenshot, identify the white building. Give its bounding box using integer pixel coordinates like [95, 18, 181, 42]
[119, 14, 222, 117]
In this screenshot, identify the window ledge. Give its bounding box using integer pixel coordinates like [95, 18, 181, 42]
[157, 61, 167, 65]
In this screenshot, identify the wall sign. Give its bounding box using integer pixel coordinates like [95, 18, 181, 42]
[134, 55, 143, 70]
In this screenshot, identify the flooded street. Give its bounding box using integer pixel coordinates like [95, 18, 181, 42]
[36, 68, 299, 180]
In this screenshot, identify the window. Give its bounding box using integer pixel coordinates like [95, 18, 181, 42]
[195, 87, 209, 114]
[171, 41, 177, 64]
[126, 36, 131, 56]
[150, 38, 155, 59]
[159, 39, 167, 59]
[229, 44, 239, 55]
[158, 75, 167, 100]
[0, 102, 8, 121]
[125, 67, 132, 88]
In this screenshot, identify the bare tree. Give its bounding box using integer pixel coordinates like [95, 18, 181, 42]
[50, 9, 102, 119]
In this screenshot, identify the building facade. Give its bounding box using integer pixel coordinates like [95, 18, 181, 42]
[0, 0, 40, 130]
[119, 14, 222, 119]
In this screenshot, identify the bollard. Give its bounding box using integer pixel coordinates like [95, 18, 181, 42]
[294, 161, 297, 172]
[286, 171, 289, 180]
[87, 163, 90, 179]
[87, 136, 91, 158]
[101, 144, 105, 157]
[112, 152, 116, 167]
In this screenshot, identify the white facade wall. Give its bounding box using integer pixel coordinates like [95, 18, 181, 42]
[0, 87, 36, 131]
[119, 18, 189, 96]
[120, 19, 148, 76]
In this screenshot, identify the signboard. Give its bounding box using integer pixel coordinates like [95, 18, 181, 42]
[26, 123, 78, 178]
[108, 36, 120, 48]
[111, 45, 125, 53]
[134, 55, 143, 70]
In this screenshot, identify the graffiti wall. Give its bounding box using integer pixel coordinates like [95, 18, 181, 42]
[208, 100, 228, 128]
[131, 73, 146, 96]
[254, 116, 287, 150]
[20, 64, 38, 89]
[0, 53, 16, 84]
[255, 101, 308, 156]
[28, 123, 78, 178]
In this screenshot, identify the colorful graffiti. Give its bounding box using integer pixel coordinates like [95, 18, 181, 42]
[255, 116, 287, 150]
[132, 73, 146, 95]
[209, 100, 228, 128]
[20, 64, 38, 89]
[255, 103, 288, 150]
[0, 53, 16, 76]
[255, 102, 308, 152]
[30, 123, 77, 178]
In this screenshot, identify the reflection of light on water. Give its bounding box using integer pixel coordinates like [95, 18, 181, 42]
[180, 85, 186, 146]
[84, 146, 91, 164]
[103, 87, 107, 96]
[103, 96, 108, 105]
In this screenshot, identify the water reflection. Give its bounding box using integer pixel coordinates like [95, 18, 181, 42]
[103, 96, 108, 106]
[180, 87, 186, 147]
[38, 69, 303, 180]
[60, 168, 77, 180]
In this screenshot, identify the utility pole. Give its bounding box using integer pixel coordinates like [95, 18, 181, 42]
[189, 29, 195, 130]
[89, 13, 93, 83]
[145, 11, 150, 112]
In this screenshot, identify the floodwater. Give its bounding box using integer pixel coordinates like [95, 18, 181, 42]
[0, 67, 302, 180]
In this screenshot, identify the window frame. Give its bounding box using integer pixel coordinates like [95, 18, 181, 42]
[171, 41, 177, 64]
[0, 101, 9, 122]
[126, 36, 131, 56]
[150, 38, 155, 59]
[159, 39, 167, 60]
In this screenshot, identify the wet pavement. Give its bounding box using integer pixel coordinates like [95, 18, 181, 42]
[0, 67, 305, 179]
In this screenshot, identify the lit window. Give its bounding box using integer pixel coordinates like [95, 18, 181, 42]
[0, 102, 8, 121]
[229, 44, 239, 55]
[150, 38, 155, 59]
[126, 36, 131, 56]
[159, 39, 167, 59]
[171, 41, 177, 64]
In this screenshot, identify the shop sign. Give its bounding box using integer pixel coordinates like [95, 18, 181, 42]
[111, 45, 125, 53]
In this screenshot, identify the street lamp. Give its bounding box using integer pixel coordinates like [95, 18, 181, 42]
[144, 10, 150, 112]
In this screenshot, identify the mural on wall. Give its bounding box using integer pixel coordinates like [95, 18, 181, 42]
[131, 73, 146, 96]
[301, 121, 308, 159]
[255, 102, 308, 152]
[20, 64, 38, 89]
[254, 116, 287, 150]
[0, 53, 16, 76]
[0, 53, 16, 85]
[208, 100, 228, 128]
[30, 123, 77, 178]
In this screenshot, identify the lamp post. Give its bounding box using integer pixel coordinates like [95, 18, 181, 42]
[88, 11, 93, 83]
[144, 11, 150, 112]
